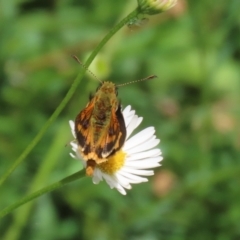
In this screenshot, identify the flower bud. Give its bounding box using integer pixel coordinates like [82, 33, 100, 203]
[137, 0, 177, 15]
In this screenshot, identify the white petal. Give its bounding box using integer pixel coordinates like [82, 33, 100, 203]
[96, 168, 103, 180]
[124, 160, 161, 169]
[124, 127, 155, 151]
[102, 174, 119, 188]
[126, 149, 161, 161]
[122, 106, 139, 129]
[126, 155, 163, 165]
[69, 153, 76, 159]
[120, 167, 154, 176]
[126, 138, 160, 155]
[116, 187, 127, 195]
[92, 169, 102, 184]
[92, 176, 100, 184]
[135, 117, 143, 129]
[122, 105, 131, 116]
[101, 174, 115, 188]
[117, 171, 148, 183]
[70, 141, 78, 150]
[102, 174, 127, 195]
[126, 116, 140, 139]
[75, 150, 83, 160]
[71, 148, 76, 153]
[69, 120, 76, 138]
[114, 174, 132, 189]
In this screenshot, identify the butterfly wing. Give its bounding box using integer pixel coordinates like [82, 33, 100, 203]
[75, 100, 95, 151]
[100, 104, 126, 158]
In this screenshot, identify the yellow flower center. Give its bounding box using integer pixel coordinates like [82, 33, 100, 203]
[97, 150, 126, 175]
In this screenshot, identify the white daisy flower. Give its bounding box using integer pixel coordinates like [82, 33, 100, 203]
[69, 105, 163, 195]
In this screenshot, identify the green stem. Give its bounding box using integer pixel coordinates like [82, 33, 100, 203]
[0, 169, 85, 218]
[0, 8, 139, 186]
[3, 123, 69, 240]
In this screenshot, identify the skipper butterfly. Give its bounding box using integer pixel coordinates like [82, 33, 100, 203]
[73, 56, 156, 176]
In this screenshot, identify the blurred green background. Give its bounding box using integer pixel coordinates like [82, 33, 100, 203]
[1, 0, 240, 239]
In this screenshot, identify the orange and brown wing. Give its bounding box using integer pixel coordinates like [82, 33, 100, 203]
[75, 100, 95, 151]
[99, 104, 126, 158]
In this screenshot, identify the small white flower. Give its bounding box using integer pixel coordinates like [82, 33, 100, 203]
[69, 105, 163, 195]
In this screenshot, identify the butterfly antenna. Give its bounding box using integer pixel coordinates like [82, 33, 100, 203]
[72, 55, 102, 84]
[117, 75, 157, 87]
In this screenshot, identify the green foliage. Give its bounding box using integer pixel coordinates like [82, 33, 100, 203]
[1, 0, 240, 239]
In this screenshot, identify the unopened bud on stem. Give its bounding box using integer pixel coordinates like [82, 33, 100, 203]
[137, 0, 177, 15]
